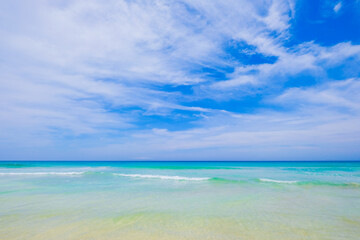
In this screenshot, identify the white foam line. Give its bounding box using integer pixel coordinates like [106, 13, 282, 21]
[259, 178, 298, 184]
[114, 173, 209, 181]
[0, 172, 84, 176]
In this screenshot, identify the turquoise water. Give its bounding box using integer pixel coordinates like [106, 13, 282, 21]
[0, 161, 359, 239]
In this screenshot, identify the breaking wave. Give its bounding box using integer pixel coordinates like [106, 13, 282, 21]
[114, 173, 209, 181]
[259, 178, 298, 184]
[0, 172, 85, 176]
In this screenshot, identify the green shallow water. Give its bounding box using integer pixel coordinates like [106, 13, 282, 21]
[0, 161, 359, 240]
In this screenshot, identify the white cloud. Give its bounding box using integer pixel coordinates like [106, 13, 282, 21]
[211, 75, 257, 88]
[0, 0, 294, 131]
[334, 2, 342, 13]
[273, 78, 360, 111]
[81, 111, 360, 160]
[75, 77, 360, 160]
[0, 0, 359, 159]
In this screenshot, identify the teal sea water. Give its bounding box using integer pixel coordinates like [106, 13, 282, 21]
[0, 161, 359, 239]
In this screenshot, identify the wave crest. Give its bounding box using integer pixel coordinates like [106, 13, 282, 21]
[0, 172, 84, 176]
[259, 178, 298, 184]
[114, 173, 209, 181]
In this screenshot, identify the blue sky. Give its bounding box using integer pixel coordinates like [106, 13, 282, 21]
[0, 0, 359, 160]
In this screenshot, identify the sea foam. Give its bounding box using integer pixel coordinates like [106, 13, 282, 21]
[259, 178, 298, 184]
[114, 173, 209, 181]
[0, 172, 84, 176]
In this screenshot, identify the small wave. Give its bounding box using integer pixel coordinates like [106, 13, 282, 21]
[258, 178, 360, 187]
[259, 178, 298, 184]
[298, 181, 360, 188]
[114, 173, 209, 181]
[0, 172, 84, 176]
[118, 166, 235, 170]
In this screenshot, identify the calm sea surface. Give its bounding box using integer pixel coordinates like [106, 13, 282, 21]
[0, 161, 359, 240]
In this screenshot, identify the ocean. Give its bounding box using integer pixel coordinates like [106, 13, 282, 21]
[0, 161, 359, 239]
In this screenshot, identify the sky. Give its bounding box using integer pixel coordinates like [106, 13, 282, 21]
[0, 0, 359, 160]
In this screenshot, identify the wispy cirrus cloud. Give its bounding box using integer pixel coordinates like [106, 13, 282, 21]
[0, 0, 359, 160]
[83, 78, 360, 161]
